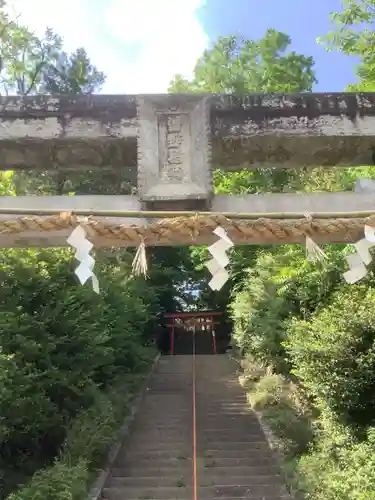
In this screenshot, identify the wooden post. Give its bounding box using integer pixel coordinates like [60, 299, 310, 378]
[210, 316, 217, 354]
[170, 324, 175, 355]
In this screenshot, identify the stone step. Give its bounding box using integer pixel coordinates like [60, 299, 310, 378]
[102, 355, 286, 500]
[201, 484, 285, 497]
[196, 475, 282, 487]
[124, 441, 192, 451]
[201, 450, 276, 461]
[131, 428, 192, 435]
[111, 466, 193, 477]
[111, 464, 280, 478]
[115, 450, 193, 463]
[198, 426, 262, 433]
[108, 473, 282, 489]
[210, 497, 289, 500]
[196, 433, 267, 441]
[136, 413, 192, 419]
[199, 430, 265, 437]
[108, 476, 192, 488]
[130, 427, 193, 435]
[196, 414, 257, 420]
[129, 433, 193, 442]
[198, 412, 253, 417]
[201, 461, 280, 471]
[132, 406, 190, 412]
[128, 437, 193, 446]
[116, 457, 193, 468]
[140, 411, 192, 416]
[197, 422, 261, 429]
[103, 486, 192, 500]
[198, 440, 270, 451]
[196, 398, 246, 403]
[197, 402, 248, 406]
[103, 497, 285, 500]
[202, 457, 277, 467]
[103, 484, 284, 499]
[134, 418, 192, 423]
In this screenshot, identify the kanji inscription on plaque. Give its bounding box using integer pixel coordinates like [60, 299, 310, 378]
[137, 95, 212, 203]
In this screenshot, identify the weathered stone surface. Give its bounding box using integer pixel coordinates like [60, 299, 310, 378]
[1, 192, 373, 216]
[0, 139, 136, 170]
[137, 95, 211, 203]
[1, 93, 375, 170]
[211, 93, 375, 167]
[0, 95, 137, 170]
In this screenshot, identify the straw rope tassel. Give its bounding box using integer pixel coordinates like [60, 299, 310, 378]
[305, 236, 328, 263]
[132, 238, 148, 277]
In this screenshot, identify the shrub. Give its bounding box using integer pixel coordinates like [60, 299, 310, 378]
[231, 246, 345, 377]
[247, 371, 314, 455]
[6, 460, 89, 500]
[231, 254, 290, 374]
[4, 361, 153, 500]
[297, 427, 375, 500]
[62, 372, 149, 467]
[285, 285, 375, 430]
[0, 247, 159, 497]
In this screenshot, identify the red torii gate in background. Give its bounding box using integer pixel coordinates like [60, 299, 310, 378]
[165, 311, 223, 355]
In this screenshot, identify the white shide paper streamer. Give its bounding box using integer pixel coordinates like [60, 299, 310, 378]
[67, 226, 100, 294]
[364, 224, 375, 244]
[343, 252, 368, 284]
[342, 225, 375, 284]
[205, 226, 234, 291]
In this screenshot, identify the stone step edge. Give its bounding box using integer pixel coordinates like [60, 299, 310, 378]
[87, 353, 161, 500]
[102, 485, 286, 497]
[103, 497, 289, 500]
[111, 465, 281, 474]
[107, 476, 282, 486]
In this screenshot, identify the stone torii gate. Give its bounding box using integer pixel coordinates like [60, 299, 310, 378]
[1, 92, 375, 248]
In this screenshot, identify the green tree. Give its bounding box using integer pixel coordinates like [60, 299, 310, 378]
[0, 11, 61, 95]
[319, 0, 375, 90]
[41, 48, 105, 94]
[169, 30, 316, 93]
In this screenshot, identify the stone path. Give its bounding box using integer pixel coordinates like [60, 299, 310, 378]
[102, 355, 289, 500]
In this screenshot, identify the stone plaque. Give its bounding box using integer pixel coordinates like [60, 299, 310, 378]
[137, 95, 212, 204]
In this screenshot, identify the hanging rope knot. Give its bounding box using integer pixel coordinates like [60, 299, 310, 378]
[189, 213, 200, 239]
[59, 211, 76, 226]
[59, 211, 96, 236]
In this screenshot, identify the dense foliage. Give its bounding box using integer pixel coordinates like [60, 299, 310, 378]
[0, 245, 158, 496]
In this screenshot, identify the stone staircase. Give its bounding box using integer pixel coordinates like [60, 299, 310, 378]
[102, 355, 289, 500]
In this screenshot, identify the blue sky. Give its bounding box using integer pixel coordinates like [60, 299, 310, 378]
[8, 0, 359, 93]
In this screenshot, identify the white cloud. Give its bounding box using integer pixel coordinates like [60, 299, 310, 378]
[6, 0, 208, 93]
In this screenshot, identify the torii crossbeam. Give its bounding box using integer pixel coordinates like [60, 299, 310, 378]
[1, 92, 375, 247]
